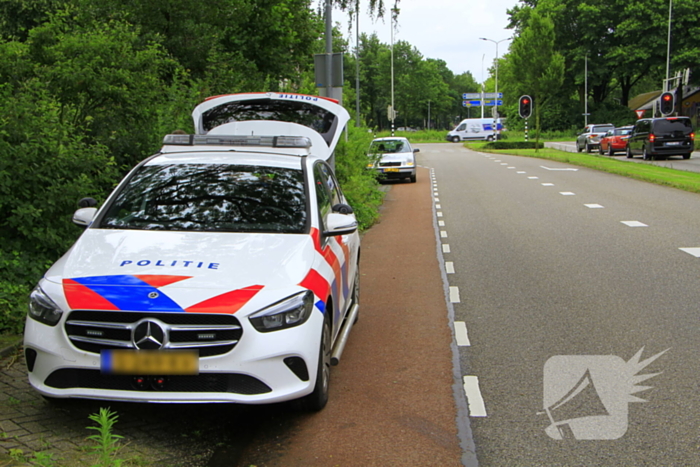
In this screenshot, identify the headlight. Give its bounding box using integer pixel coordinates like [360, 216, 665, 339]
[406, 161, 415, 167]
[249, 290, 314, 332]
[28, 286, 63, 326]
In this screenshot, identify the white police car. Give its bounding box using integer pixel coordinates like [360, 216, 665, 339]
[23, 93, 360, 410]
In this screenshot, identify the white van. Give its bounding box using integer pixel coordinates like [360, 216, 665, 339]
[446, 118, 505, 142]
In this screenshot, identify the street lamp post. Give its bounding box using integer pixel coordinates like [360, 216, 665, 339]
[479, 37, 511, 139]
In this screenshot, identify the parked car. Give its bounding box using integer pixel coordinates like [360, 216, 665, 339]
[576, 123, 615, 153]
[599, 126, 633, 156]
[23, 93, 361, 411]
[626, 117, 695, 160]
[367, 137, 419, 183]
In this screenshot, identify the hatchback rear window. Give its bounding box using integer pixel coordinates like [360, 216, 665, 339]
[201, 99, 338, 146]
[593, 125, 614, 133]
[652, 119, 692, 135]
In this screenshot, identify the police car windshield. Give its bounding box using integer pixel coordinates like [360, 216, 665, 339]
[99, 164, 307, 233]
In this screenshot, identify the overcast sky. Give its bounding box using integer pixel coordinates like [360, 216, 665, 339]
[334, 0, 521, 83]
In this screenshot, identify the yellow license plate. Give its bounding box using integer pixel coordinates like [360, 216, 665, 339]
[101, 350, 199, 375]
[383, 168, 400, 172]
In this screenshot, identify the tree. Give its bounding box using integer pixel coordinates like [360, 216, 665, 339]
[505, 10, 564, 147]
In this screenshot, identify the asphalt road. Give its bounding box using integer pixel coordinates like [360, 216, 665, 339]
[422, 143, 700, 465]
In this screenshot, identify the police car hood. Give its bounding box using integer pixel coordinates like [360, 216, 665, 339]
[47, 229, 317, 315]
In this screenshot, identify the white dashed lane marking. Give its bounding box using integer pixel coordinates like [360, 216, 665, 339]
[463, 376, 487, 417]
[621, 221, 648, 227]
[449, 286, 461, 303]
[445, 261, 455, 274]
[680, 248, 700, 257]
[560, 192, 575, 196]
[454, 321, 470, 346]
[442, 244, 450, 253]
[585, 204, 604, 209]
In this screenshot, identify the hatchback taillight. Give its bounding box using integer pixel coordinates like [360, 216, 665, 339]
[649, 133, 656, 143]
[691, 132, 695, 141]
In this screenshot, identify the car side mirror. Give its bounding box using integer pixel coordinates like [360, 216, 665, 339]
[73, 207, 97, 227]
[78, 197, 98, 208]
[323, 212, 358, 237]
[332, 203, 354, 215]
[413, 148, 420, 153]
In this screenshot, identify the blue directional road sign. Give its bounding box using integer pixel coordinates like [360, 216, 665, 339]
[462, 100, 503, 107]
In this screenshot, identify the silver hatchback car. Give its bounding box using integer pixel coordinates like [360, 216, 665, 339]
[367, 137, 419, 183]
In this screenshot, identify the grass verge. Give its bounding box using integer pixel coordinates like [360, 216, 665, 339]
[467, 142, 700, 194]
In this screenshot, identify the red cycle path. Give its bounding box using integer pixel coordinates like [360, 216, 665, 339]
[243, 167, 463, 466]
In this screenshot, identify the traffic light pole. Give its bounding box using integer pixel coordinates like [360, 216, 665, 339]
[525, 119, 528, 142]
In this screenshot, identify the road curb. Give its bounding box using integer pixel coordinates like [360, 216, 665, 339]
[0, 338, 21, 360]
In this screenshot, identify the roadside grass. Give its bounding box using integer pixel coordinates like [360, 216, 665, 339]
[466, 142, 700, 194]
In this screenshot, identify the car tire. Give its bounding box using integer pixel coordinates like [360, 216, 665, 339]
[643, 148, 652, 161]
[410, 174, 416, 183]
[452, 136, 460, 143]
[683, 153, 691, 160]
[300, 313, 331, 412]
[626, 146, 633, 158]
[608, 145, 614, 156]
[576, 143, 582, 153]
[585, 144, 591, 153]
[598, 145, 604, 155]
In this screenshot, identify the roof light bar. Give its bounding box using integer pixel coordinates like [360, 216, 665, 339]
[162, 134, 312, 149]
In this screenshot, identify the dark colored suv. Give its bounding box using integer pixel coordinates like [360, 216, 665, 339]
[626, 117, 695, 160]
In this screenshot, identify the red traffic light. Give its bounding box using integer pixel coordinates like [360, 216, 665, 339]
[660, 91, 674, 115]
[519, 95, 533, 118]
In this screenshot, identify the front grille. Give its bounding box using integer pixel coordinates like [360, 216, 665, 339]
[44, 369, 271, 395]
[379, 162, 401, 167]
[65, 311, 242, 357]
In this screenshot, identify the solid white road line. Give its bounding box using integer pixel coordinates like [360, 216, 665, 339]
[454, 321, 470, 346]
[463, 376, 487, 417]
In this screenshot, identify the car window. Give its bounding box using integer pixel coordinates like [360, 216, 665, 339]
[652, 119, 693, 135]
[369, 140, 411, 153]
[592, 125, 613, 133]
[313, 163, 333, 230]
[200, 99, 338, 146]
[615, 129, 631, 136]
[99, 164, 308, 233]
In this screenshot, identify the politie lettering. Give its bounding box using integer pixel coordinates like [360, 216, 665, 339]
[120, 260, 219, 269]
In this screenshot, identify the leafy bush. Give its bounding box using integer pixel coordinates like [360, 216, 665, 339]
[334, 126, 384, 231]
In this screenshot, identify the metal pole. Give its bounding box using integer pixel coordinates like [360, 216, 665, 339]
[355, 3, 360, 126]
[584, 54, 588, 127]
[665, 0, 672, 91]
[494, 41, 498, 139]
[390, 11, 395, 136]
[325, 0, 332, 100]
[480, 54, 484, 119]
